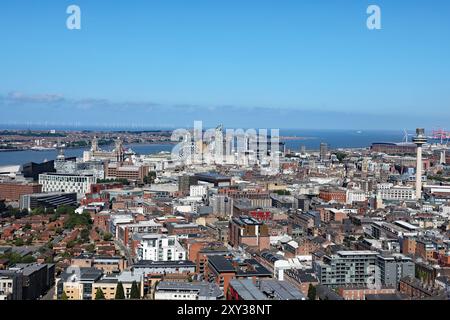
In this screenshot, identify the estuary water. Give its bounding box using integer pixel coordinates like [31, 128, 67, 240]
[0, 129, 406, 166]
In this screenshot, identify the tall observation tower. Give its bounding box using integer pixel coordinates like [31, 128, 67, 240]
[413, 128, 427, 199]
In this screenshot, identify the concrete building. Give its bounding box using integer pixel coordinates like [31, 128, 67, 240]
[154, 281, 223, 300]
[178, 175, 199, 195]
[91, 272, 144, 300]
[136, 234, 187, 262]
[376, 254, 415, 287]
[19, 192, 78, 211]
[189, 184, 208, 197]
[55, 267, 103, 300]
[227, 279, 306, 300]
[413, 128, 427, 199]
[39, 172, 97, 197]
[132, 260, 196, 275]
[377, 186, 416, 201]
[6, 263, 55, 300]
[314, 251, 379, 287]
[0, 271, 23, 300]
[105, 163, 149, 183]
[71, 254, 128, 274]
[320, 143, 329, 161]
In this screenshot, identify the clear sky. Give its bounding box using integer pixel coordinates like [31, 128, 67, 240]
[1, 0, 450, 129]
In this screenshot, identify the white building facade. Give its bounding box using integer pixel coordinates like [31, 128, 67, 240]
[38, 173, 97, 197]
[136, 234, 186, 261]
[377, 186, 416, 201]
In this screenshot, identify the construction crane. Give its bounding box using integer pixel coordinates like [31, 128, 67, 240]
[431, 128, 450, 145]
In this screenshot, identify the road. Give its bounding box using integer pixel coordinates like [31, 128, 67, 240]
[114, 239, 134, 266]
[40, 285, 55, 300]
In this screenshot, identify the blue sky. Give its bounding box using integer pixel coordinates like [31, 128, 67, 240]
[1, 0, 450, 129]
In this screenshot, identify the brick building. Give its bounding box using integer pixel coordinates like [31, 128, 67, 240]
[229, 215, 270, 251]
[0, 182, 42, 201]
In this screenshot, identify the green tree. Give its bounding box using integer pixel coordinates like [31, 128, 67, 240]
[21, 255, 36, 263]
[273, 189, 291, 196]
[61, 291, 69, 300]
[64, 211, 92, 230]
[95, 288, 105, 300]
[143, 171, 157, 184]
[66, 240, 75, 249]
[80, 229, 90, 243]
[0, 200, 6, 213]
[335, 152, 347, 163]
[115, 282, 125, 300]
[307, 284, 316, 301]
[14, 238, 24, 246]
[129, 281, 140, 299]
[31, 207, 44, 215]
[56, 205, 75, 216]
[103, 232, 113, 241]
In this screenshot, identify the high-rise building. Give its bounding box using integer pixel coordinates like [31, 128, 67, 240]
[376, 254, 415, 288]
[314, 251, 379, 287]
[320, 142, 328, 161]
[413, 128, 427, 199]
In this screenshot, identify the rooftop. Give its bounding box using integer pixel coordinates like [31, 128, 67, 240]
[156, 281, 223, 298]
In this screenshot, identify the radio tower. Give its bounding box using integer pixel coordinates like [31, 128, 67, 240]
[413, 128, 427, 199]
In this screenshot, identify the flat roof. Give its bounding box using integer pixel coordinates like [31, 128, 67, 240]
[259, 279, 305, 300]
[394, 220, 419, 230]
[337, 250, 379, 256]
[229, 279, 268, 300]
[133, 260, 196, 268]
[207, 255, 235, 273]
[157, 281, 223, 298]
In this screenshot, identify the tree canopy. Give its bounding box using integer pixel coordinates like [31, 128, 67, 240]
[115, 282, 125, 299]
[129, 281, 140, 299]
[64, 211, 92, 230]
[95, 288, 105, 300]
[307, 284, 317, 300]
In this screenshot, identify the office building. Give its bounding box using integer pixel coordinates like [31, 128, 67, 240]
[320, 143, 328, 161]
[39, 173, 97, 197]
[0, 182, 42, 201]
[22, 160, 56, 181]
[19, 192, 77, 211]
